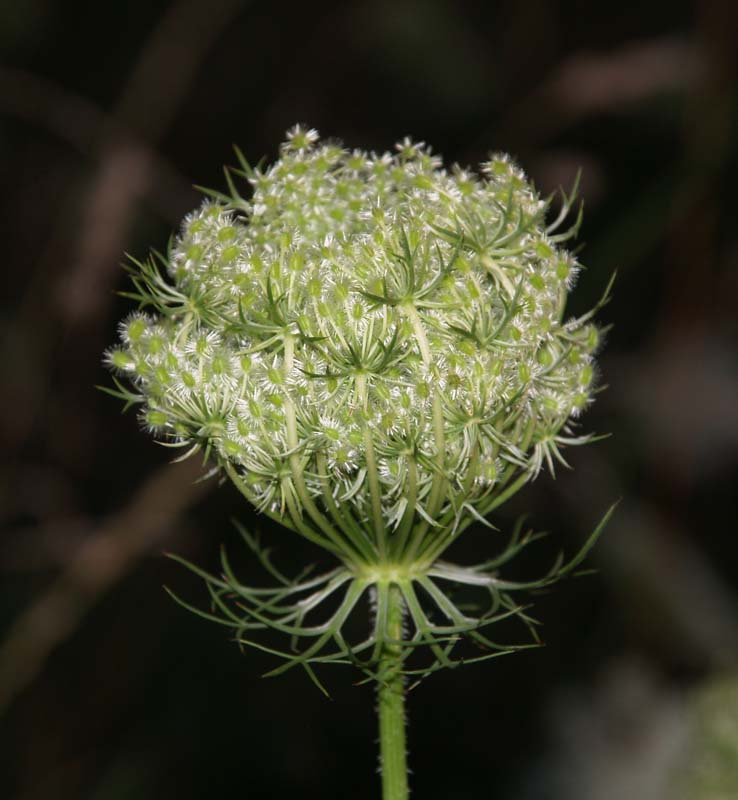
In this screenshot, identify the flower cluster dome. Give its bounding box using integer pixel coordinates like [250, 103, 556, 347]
[107, 126, 602, 569]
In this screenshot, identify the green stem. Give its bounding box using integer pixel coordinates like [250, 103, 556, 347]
[377, 584, 409, 800]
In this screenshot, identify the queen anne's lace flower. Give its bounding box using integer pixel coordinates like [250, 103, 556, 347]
[109, 128, 602, 534]
[105, 126, 612, 681]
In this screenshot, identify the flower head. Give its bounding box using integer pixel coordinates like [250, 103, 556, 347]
[112, 128, 603, 544]
[107, 128, 611, 680]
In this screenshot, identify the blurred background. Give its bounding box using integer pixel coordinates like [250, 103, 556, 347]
[1, 1, 737, 798]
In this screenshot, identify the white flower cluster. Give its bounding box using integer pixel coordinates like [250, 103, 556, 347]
[107, 126, 603, 566]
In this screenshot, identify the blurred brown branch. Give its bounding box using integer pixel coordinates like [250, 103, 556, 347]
[0, 0, 250, 715]
[59, 0, 249, 326]
[502, 37, 704, 148]
[0, 458, 211, 714]
[0, 67, 194, 224]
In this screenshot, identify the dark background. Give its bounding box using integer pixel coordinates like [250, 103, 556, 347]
[1, 1, 737, 798]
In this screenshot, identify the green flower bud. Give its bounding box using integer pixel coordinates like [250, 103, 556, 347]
[146, 410, 168, 427]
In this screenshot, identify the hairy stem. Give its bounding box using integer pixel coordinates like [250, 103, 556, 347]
[377, 584, 409, 800]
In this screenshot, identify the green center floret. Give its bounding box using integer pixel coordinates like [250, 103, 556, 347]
[106, 125, 605, 570]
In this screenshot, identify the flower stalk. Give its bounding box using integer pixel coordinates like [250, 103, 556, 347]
[377, 583, 409, 800]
